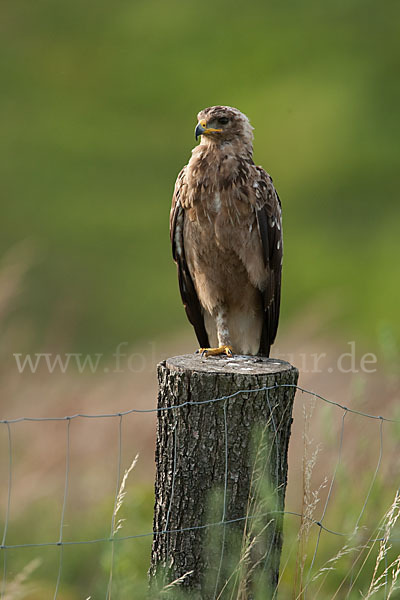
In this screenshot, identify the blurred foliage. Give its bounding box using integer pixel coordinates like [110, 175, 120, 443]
[1, 4, 399, 598]
[0, 0, 399, 354]
[5, 487, 154, 599]
[6, 436, 400, 599]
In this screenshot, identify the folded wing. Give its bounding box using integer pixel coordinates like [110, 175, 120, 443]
[253, 167, 283, 356]
[170, 168, 209, 348]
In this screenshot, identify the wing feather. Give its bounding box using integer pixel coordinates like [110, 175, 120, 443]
[170, 168, 209, 348]
[253, 168, 283, 356]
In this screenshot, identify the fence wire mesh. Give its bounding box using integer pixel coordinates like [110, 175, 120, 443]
[1, 383, 399, 599]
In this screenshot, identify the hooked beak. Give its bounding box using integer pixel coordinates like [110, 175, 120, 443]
[195, 119, 222, 140]
[195, 121, 206, 140]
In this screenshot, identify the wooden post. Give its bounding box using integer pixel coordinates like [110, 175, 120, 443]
[149, 354, 298, 599]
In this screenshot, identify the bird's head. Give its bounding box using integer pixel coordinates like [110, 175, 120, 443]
[195, 106, 254, 148]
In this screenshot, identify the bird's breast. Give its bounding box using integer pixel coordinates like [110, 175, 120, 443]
[185, 189, 256, 263]
[213, 192, 222, 213]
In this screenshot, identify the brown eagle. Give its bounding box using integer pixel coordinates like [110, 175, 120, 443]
[170, 106, 282, 357]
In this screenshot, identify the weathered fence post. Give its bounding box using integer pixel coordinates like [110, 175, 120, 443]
[149, 354, 298, 599]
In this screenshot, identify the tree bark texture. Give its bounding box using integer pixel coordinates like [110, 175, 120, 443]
[149, 354, 298, 599]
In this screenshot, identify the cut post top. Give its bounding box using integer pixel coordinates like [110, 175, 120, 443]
[164, 354, 296, 377]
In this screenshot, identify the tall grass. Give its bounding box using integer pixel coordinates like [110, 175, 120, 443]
[1, 559, 41, 600]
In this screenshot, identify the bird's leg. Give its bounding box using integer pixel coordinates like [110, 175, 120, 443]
[197, 308, 233, 357]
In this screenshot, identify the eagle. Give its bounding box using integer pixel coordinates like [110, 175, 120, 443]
[170, 106, 282, 357]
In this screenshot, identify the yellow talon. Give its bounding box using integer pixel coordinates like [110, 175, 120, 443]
[196, 345, 234, 357]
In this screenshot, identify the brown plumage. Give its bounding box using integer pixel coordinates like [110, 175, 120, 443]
[170, 106, 282, 357]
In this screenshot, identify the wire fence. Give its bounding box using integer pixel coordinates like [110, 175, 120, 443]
[1, 382, 399, 599]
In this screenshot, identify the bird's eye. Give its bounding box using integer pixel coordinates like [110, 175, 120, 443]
[218, 117, 229, 125]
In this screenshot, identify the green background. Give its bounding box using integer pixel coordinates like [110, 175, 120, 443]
[1, 0, 399, 354]
[1, 1, 399, 597]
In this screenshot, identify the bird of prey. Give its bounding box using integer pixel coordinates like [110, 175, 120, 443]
[170, 106, 282, 357]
